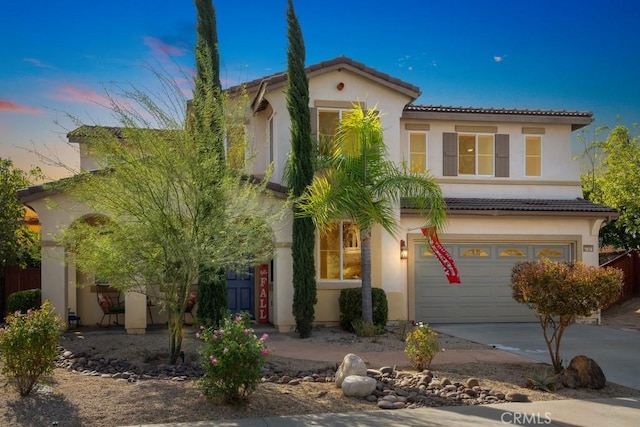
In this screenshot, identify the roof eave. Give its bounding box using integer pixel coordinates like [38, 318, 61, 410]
[402, 110, 594, 129]
[402, 208, 618, 219]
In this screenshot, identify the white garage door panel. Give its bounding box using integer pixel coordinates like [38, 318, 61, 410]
[414, 243, 570, 323]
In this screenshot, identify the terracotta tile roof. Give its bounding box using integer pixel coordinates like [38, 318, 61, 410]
[404, 104, 593, 118]
[402, 197, 617, 215]
[229, 55, 421, 98]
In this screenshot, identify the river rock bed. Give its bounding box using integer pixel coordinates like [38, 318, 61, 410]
[55, 348, 525, 410]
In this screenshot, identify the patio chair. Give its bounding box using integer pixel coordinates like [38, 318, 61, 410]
[96, 287, 125, 326]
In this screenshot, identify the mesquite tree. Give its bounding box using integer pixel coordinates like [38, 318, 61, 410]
[59, 70, 282, 364]
[511, 259, 623, 373]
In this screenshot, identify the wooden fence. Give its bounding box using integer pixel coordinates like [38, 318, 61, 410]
[3, 266, 41, 315]
[601, 250, 640, 302]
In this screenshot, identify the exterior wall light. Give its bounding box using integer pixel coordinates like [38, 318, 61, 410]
[400, 240, 408, 260]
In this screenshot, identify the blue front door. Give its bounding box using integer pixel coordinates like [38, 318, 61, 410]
[226, 267, 254, 317]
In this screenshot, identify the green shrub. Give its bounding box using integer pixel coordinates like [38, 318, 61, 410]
[6, 289, 41, 314]
[0, 301, 63, 396]
[351, 318, 384, 339]
[405, 322, 439, 371]
[197, 312, 269, 404]
[338, 287, 388, 333]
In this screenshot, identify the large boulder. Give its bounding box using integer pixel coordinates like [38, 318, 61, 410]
[341, 375, 377, 397]
[561, 355, 606, 389]
[335, 353, 367, 388]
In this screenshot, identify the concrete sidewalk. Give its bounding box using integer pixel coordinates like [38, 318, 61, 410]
[122, 397, 640, 427]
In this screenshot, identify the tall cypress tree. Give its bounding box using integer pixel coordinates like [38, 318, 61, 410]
[193, 0, 228, 327]
[286, 0, 316, 338]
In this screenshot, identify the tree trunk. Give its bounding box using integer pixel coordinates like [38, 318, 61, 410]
[360, 228, 373, 324]
[169, 307, 186, 364]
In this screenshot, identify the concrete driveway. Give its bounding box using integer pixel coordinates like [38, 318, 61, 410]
[432, 322, 640, 390]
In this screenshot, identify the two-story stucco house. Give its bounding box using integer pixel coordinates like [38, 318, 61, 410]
[20, 56, 616, 333]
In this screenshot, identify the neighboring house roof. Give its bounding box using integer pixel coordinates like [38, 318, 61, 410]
[236, 56, 422, 112]
[403, 105, 594, 131]
[67, 125, 127, 143]
[402, 197, 617, 219]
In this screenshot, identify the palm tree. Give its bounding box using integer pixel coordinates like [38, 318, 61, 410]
[295, 105, 447, 324]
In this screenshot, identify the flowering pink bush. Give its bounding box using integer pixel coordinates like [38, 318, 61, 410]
[197, 313, 269, 403]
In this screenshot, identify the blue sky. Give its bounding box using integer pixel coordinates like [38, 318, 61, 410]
[1, 0, 639, 181]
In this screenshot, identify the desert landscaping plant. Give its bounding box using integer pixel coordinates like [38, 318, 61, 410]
[404, 322, 440, 371]
[0, 301, 62, 396]
[526, 369, 561, 392]
[197, 313, 270, 403]
[511, 259, 623, 373]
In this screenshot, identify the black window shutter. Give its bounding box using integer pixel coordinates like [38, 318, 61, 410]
[443, 132, 458, 176]
[495, 134, 509, 177]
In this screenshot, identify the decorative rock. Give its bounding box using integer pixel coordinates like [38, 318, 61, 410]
[466, 378, 480, 388]
[489, 390, 505, 400]
[379, 366, 394, 375]
[505, 392, 529, 402]
[341, 375, 377, 397]
[561, 355, 606, 389]
[378, 400, 395, 409]
[335, 353, 367, 388]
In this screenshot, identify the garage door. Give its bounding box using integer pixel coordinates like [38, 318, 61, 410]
[414, 243, 571, 323]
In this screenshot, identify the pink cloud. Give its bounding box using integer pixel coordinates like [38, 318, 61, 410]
[0, 100, 43, 114]
[50, 86, 106, 105]
[144, 36, 187, 57]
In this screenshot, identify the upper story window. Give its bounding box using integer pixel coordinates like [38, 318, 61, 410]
[319, 221, 361, 280]
[268, 115, 274, 164]
[458, 134, 494, 175]
[318, 108, 361, 155]
[227, 124, 245, 169]
[525, 136, 542, 176]
[409, 132, 428, 173]
[443, 132, 509, 177]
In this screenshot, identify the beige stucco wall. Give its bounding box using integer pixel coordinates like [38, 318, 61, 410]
[399, 120, 583, 199]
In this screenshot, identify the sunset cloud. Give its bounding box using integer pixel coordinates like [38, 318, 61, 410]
[0, 100, 43, 114]
[144, 36, 187, 57]
[50, 85, 106, 105]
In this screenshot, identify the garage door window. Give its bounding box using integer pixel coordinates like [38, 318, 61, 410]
[462, 248, 489, 257]
[499, 248, 526, 257]
[319, 221, 361, 280]
[537, 248, 563, 258]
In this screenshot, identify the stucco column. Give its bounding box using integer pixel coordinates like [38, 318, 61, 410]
[272, 243, 295, 332]
[41, 243, 68, 322]
[124, 292, 147, 334]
